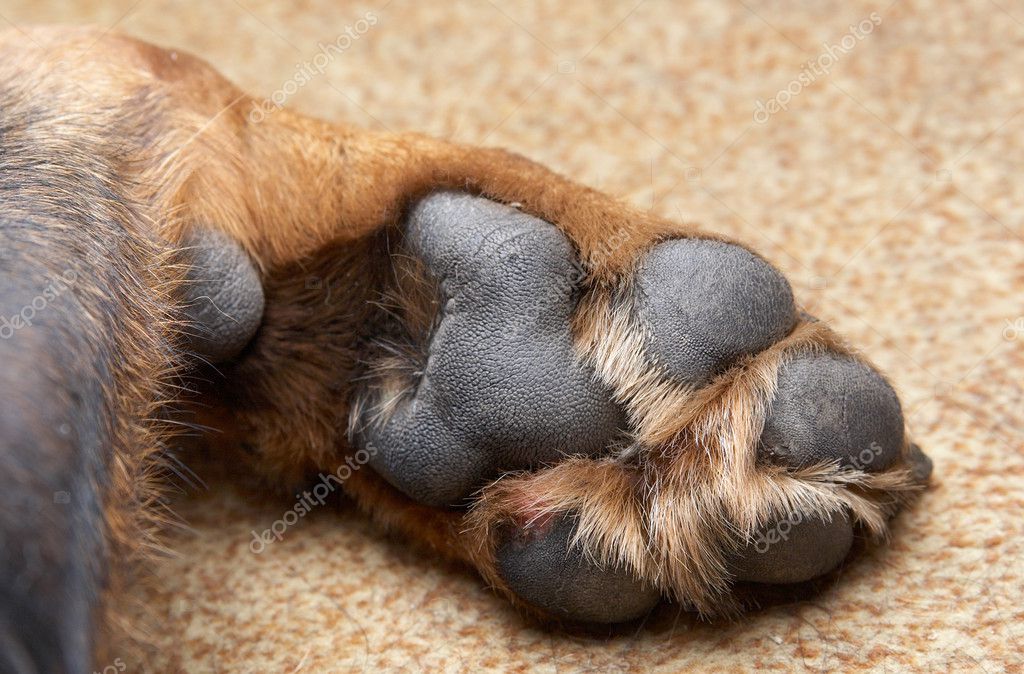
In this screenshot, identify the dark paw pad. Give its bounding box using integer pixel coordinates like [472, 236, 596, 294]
[759, 352, 904, 472]
[180, 228, 264, 362]
[496, 513, 660, 623]
[361, 192, 622, 506]
[731, 511, 854, 584]
[634, 238, 797, 385]
[732, 352, 911, 583]
[906, 442, 933, 482]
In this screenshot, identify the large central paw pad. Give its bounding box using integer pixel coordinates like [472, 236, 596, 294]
[358, 193, 621, 506]
[353, 191, 929, 623]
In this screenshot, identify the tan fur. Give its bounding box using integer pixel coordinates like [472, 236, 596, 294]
[347, 235, 443, 445]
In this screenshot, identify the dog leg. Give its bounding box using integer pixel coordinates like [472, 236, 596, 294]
[0, 42, 265, 668]
[0, 28, 933, 636]
[0, 108, 178, 671]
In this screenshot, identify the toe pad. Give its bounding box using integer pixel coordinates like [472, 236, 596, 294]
[634, 239, 796, 386]
[732, 511, 854, 584]
[760, 353, 905, 472]
[496, 514, 660, 623]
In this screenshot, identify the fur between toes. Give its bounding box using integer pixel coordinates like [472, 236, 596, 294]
[565, 275, 929, 614]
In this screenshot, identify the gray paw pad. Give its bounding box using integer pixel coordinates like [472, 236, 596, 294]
[737, 353, 916, 583]
[906, 443, 933, 483]
[496, 514, 661, 623]
[731, 511, 853, 584]
[180, 229, 264, 363]
[759, 353, 905, 472]
[634, 239, 797, 385]
[360, 192, 622, 507]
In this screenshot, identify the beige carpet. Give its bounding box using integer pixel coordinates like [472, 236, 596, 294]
[4, 0, 1023, 671]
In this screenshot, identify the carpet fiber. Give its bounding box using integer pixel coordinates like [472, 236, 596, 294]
[4, 1, 1022, 671]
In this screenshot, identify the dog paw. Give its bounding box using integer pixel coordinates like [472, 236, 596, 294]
[352, 191, 929, 622]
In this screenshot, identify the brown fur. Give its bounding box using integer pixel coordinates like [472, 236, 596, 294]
[0, 26, 927, 667]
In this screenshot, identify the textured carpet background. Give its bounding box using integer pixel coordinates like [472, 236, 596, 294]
[3, 0, 1022, 671]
